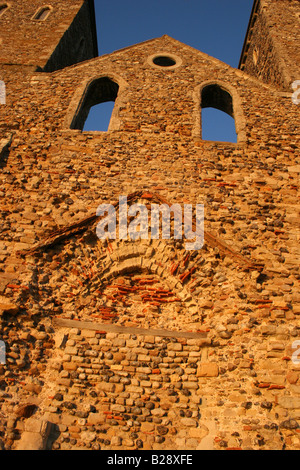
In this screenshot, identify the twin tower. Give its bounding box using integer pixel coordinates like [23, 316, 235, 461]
[0, 1, 299, 108]
[0, 0, 299, 88]
[1, 0, 299, 145]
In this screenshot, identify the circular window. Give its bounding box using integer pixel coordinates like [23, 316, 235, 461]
[147, 53, 183, 70]
[152, 56, 177, 67]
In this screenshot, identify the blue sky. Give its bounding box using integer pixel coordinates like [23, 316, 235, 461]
[84, 0, 254, 140]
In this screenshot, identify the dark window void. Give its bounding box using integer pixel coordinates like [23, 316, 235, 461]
[34, 6, 51, 21]
[0, 3, 8, 16]
[72, 77, 119, 132]
[153, 56, 176, 67]
[201, 85, 237, 143]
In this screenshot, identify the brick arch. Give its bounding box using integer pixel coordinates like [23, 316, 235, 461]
[74, 237, 200, 326]
[18, 190, 263, 273]
[91, 238, 194, 300]
[33, 235, 202, 327]
[16, 191, 263, 329]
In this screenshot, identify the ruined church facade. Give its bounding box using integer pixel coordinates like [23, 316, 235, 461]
[0, 0, 300, 451]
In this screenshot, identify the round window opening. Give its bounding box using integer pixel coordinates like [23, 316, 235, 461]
[152, 56, 177, 67]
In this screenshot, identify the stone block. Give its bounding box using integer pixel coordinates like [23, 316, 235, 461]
[141, 422, 155, 432]
[189, 425, 209, 440]
[64, 346, 78, 355]
[81, 431, 97, 442]
[167, 343, 183, 351]
[278, 397, 300, 409]
[96, 382, 116, 393]
[183, 381, 199, 390]
[63, 362, 78, 371]
[144, 335, 155, 344]
[111, 436, 122, 446]
[87, 413, 105, 426]
[197, 362, 219, 377]
[181, 417, 198, 427]
[16, 420, 52, 450]
[15, 432, 45, 451]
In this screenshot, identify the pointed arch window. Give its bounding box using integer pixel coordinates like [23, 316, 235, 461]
[201, 84, 237, 143]
[71, 77, 119, 132]
[0, 3, 9, 17]
[33, 5, 52, 21]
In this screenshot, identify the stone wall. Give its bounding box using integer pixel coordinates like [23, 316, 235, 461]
[0, 0, 97, 72]
[0, 13, 300, 452]
[240, 0, 300, 90]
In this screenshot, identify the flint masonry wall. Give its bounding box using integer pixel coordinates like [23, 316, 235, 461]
[0, 0, 96, 72]
[239, 0, 300, 90]
[0, 16, 300, 452]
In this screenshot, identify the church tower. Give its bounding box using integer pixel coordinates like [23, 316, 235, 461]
[0, 0, 98, 72]
[239, 0, 300, 90]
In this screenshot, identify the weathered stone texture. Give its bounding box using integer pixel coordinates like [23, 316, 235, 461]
[0, 0, 97, 72]
[0, 0, 299, 452]
[240, 0, 300, 90]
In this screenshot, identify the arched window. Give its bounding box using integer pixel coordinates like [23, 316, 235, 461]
[33, 6, 52, 21]
[0, 3, 9, 17]
[71, 77, 119, 132]
[201, 84, 237, 143]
